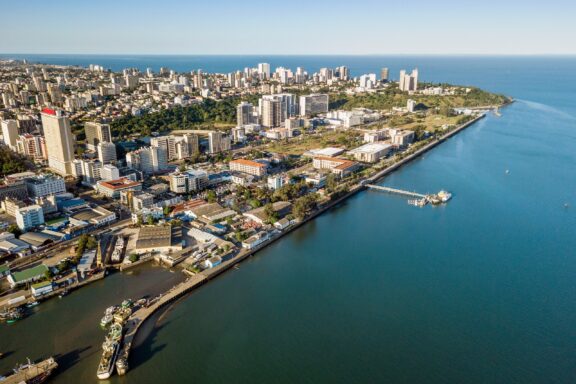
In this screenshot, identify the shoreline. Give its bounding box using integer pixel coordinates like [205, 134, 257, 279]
[118, 103, 512, 375]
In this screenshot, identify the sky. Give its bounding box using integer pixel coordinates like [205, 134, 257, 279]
[1, 0, 575, 55]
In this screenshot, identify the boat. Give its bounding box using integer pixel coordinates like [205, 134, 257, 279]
[1, 307, 24, 323]
[437, 190, 452, 202]
[116, 349, 129, 376]
[108, 323, 123, 342]
[100, 314, 113, 329]
[96, 339, 120, 380]
[113, 307, 132, 324]
[27, 301, 40, 308]
[1, 357, 58, 383]
[58, 289, 69, 299]
[120, 299, 133, 309]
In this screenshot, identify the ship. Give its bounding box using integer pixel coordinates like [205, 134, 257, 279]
[96, 339, 119, 380]
[96, 323, 123, 380]
[1, 307, 25, 324]
[113, 307, 131, 324]
[0, 357, 58, 384]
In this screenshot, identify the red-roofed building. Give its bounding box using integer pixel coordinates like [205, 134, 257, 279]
[229, 159, 268, 177]
[96, 177, 142, 198]
[312, 156, 359, 178]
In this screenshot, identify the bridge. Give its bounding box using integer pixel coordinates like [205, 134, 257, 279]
[365, 184, 426, 199]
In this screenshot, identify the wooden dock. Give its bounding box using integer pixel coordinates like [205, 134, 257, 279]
[1, 357, 58, 384]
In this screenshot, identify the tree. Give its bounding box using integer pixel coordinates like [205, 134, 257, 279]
[44, 269, 54, 280]
[147, 216, 155, 225]
[293, 193, 319, 220]
[128, 253, 139, 263]
[7, 224, 22, 238]
[264, 203, 278, 224]
[206, 190, 217, 203]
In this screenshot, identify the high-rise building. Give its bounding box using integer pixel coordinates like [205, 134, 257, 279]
[208, 131, 231, 154]
[237, 102, 255, 126]
[85, 122, 112, 151]
[261, 98, 282, 128]
[151, 136, 177, 160]
[98, 142, 117, 164]
[381, 68, 389, 81]
[40, 108, 75, 176]
[126, 147, 168, 174]
[16, 134, 46, 161]
[257, 63, 271, 80]
[299, 94, 329, 116]
[399, 69, 419, 92]
[1, 119, 19, 150]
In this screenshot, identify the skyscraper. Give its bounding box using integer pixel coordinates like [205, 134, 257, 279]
[85, 122, 112, 151]
[299, 94, 329, 117]
[41, 108, 75, 176]
[261, 98, 282, 128]
[151, 136, 177, 160]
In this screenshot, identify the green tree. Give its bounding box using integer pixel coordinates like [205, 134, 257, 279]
[206, 190, 217, 203]
[7, 224, 22, 238]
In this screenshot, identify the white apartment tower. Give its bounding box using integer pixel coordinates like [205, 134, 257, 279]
[1, 119, 19, 150]
[399, 69, 419, 92]
[40, 108, 75, 176]
[85, 122, 112, 151]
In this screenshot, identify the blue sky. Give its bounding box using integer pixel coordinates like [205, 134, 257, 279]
[1, 0, 575, 54]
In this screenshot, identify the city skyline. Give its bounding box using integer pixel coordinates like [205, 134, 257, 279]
[2, 0, 576, 55]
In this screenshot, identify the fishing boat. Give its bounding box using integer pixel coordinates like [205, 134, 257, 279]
[26, 301, 40, 308]
[96, 339, 119, 380]
[116, 348, 129, 376]
[100, 314, 113, 329]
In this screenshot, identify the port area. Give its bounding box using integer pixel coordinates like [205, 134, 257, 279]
[0, 357, 58, 384]
[365, 184, 452, 206]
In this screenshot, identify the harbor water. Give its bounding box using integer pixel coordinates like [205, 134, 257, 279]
[1, 56, 575, 383]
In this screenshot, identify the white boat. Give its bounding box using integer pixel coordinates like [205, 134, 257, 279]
[96, 340, 119, 380]
[437, 190, 452, 202]
[100, 314, 113, 329]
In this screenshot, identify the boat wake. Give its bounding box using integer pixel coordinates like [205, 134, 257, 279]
[517, 99, 576, 121]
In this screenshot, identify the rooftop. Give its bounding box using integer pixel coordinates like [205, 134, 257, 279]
[98, 177, 141, 190]
[230, 159, 267, 168]
[10, 264, 48, 283]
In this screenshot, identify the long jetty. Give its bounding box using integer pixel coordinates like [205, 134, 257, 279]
[119, 110, 501, 376]
[2, 357, 58, 384]
[365, 184, 426, 198]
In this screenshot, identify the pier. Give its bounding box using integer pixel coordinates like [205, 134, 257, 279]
[365, 184, 426, 198]
[2, 357, 58, 384]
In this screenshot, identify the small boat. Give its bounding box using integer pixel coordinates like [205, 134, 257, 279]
[116, 351, 129, 376]
[26, 301, 40, 308]
[100, 314, 113, 329]
[58, 290, 69, 299]
[437, 190, 452, 202]
[505, 169, 510, 174]
[120, 299, 133, 309]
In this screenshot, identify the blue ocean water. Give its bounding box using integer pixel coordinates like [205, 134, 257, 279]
[0, 55, 575, 383]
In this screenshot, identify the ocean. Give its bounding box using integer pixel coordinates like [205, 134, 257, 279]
[1, 55, 575, 383]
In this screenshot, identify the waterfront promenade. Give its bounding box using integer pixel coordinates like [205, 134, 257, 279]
[115, 106, 510, 378]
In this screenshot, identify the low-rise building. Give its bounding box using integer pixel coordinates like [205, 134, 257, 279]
[134, 225, 183, 255]
[390, 129, 415, 147]
[15, 205, 45, 231]
[242, 231, 270, 250]
[349, 143, 392, 163]
[7, 264, 48, 288]
[31, 280, 54, 297]
[229, 159, 268, 177]
[312, 156, 359, 178]
[25, 174, 66, 198]
[97, 177, 142, 198]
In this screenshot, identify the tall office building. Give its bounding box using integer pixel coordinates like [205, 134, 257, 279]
[85, 122, 112, 151]
[1, 119, 19, 150]
[381, 68, 389, 81]
[299, 94, 329, 116]
[40, 108, 75, 176]
[98, 142, 117, 164]
[237, 102, 255, 126]
[208, 131, 231, 154]
[399, 69, 419, 92]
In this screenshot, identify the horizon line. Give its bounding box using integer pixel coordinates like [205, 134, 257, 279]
[2, 52, 576, 57]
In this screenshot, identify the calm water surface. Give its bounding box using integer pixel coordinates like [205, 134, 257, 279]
[0, 56, 575, 383]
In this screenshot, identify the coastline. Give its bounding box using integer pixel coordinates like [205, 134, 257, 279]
[119, 103, 511, 374]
